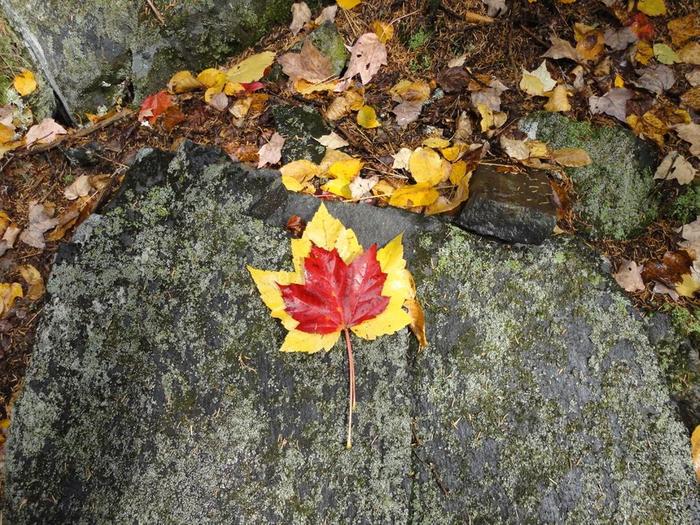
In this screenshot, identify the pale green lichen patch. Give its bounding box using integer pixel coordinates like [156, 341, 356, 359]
[521, 112, 659, 240]
[3, 143, 697, 523]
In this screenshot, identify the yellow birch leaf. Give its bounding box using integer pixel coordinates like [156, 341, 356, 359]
[0, 282, 23, 317]
[320, 149, 353, 172]
[551, 148, 592, 167]
[635, 41, 654, 65]
[372, 20, 394, 43]
[357, 105, 380, 128]
[224, 82, 245, 95]
[422, 137, 450, 149]
[13, 69, 36, 97]
[614, 74, 625, 88]
[637, 0, 666, 16]
[372, 179, 396, 201]
[425, 170, 471, 215]
[167, 71, 203, 93]
[653, 43, 679, 65]
[226, 51, 276, 83]
[322, 178, 352, 199]
[544, 84, 571, 112]
[677, 272, 700, 297]
[327, 158, 363, 181]
[409, 147, 443, 186]
[441, 143, 468, 161]
[294, 79, 339, 94]
[197, 68, 227, 88]
[449, 161, 468, 184]
[337, 0, 362, 9]
[389, 183, 439, 208]
[0, 123, 14, 144]
[18, 264, 44, 301]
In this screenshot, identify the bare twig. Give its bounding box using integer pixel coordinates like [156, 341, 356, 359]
[145, 0, 166, 26]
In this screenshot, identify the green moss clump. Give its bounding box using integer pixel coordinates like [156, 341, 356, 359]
[669, 184, 700, 224]
[521, 112, 659, 240]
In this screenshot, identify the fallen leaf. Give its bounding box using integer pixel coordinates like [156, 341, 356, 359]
[0, 123, 14, 143]
[688, 69, 700, 87]
[349, 175, 378, 199]
[500, 136, 530, 160]
[279, 40, 335, 83]
[454, 111, 473, 141]
[588, 88, 632, 122]
[476, 103, 506, 132]
[343, 33, 387, 85]
[315, 5, 338, 24]
[326, 90, 364, 120]
[425, 168, 472, 215]
[389, 183, 440, 208]
[280, 159, 320, 192]
[327, 158, 363, 181]
[229, 96, 252, 120]
[677, 269, 700, 298]
[372, 20, 394, 43]
[207, 92, 229, 112]
[627, 111, 668, 147]
[316, 132, 349, 149]
[629, 12, 655, 41]
[604, 26, 638, 51]
[668, 13, 700, 47]
[544, 84, 572, 112]
[613, 259, 645, 292]
[423, 137, 450, 149]
[632, 64, 675, 95]
[25, 118, 67, 146]
[551, 148, 592, 167]
[654, 151, 696, 185]
[13, 69, 36, 97]
[321, 178, 352, 198]
[392, 101, 423, 127]
[392, 147, 413, 170]
[482, 0, 508, 17]
[64, 175, 93, 200]
[678, 42, 700, 65]
[167, 71, 203, 93]
[197, 68, 226, 90]
[19, 202, 58, 249]
[390, 80, 431, 103]
[248, 204, 422, 448]
[520, 61, 557, 96]
[575, 24, 605, 61]
[258, 132, 285, 168]
[0, 283, 22, 318]
[674, 123, 700, 156]
[357, 105, 380, 128]
[409, 147, 444, 186]
[634, 40, 655, 65]
[542, 36, 578, 61]
[653, 43, 679, 65]
[337, 0, 362, 9]
[227, 51, 276, 84]
[681, 87, 700, 110]
[691, 424, 700, 481]
[18, 264, 44, 301]
[642, 250, 693, 287]
[138, 91, 173, 124]
[290, 2, 311, 35]
[653, 281, 679, 301]
[437, 67, 470, 94]
[637, 0, 666, 17]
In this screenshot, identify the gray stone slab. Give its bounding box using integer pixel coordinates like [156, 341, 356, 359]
[3, 142, 697, 523]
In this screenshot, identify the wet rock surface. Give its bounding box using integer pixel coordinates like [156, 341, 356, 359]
[3, 142, 698, 523]
[520, 112, 659, 240]
[0, 0, 299, 120]
[273, 104, 330, 163]
[456, 165, 557, 244]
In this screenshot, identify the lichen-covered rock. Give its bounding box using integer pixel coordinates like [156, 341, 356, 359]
[308, 22, 348, 76]
[3, 142, 698, 523]
[0, 10, 55, 120]
[273, 104, 330, 163]
[0, 0, 301, 120]
[520, 112, 658, 240]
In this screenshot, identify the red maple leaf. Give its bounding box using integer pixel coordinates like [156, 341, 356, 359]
[628, 12, 655, 41]
[138, 90, 174, 124]
[279, 244, 389, 334]
[241, 81, 265, 93]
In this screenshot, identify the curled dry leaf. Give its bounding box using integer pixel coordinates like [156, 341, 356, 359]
[316, 132, 349, 149]
[18, 264, 44, 301]
[544, 85, 571, 112]
[290, 2, 311, 36]
[613, 259, 645, 292]
[0, 283, 23, 318]
[482, 0, 507, 17]
[167, 71, 203, 93]
[279, 40, 335, 84]
[258, 132, 285, 168]
[342, 33, 387, 86]
[520, 61, 557, 96]
[674, 123, 700, 156]
[13, 69, 37, 97]
[64, 175, 93, 200]
[542, 36, 578, 61]
[208, 92, 229, 112]
[603, 26, 637, 51]
[632, 64, 675, 95]
[551, 148, 592, 167]
[315, 5, 338, 24]
[19, 203, 58, 249]
[25, 118, 67, 146]
[654, 151, 696, 185]
[357, 105, 380, 128]
[588, 88, 632, 122]
[574, 24, 605, 61]
[668, 13, 700, 47]
[325, 90, 364, 120]
[678, 42, 700, 65]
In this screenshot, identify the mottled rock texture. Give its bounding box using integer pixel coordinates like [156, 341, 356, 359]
[0, 0, 311, 120]
[3, 142, 698, 523]
[521, 112, 658, 240]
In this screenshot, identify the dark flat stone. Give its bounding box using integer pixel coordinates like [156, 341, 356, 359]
[456, 165, 557, 244]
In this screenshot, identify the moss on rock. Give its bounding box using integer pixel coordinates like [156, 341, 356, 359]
[521, 112, 659, 240]
[3, 142, 697, 523]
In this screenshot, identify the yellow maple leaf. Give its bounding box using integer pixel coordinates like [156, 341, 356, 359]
[357, 105, 380, 128]
[13, 69, 36, 97]
[280, 160, 320, 192]
[389, 183, 440, 208]
[327, 158, 363, 181]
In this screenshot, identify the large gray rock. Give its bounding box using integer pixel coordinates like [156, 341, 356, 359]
[520, 112, 658, 240]
[0, 0, 304, 121]
[3, 142, 698, 523]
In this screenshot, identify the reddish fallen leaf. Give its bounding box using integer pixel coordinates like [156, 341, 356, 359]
[641, 250, 693, 287]
[159, 106, 186, 131]
[138, 90, 174, 124]
[628, 12, 655, 41]
[286, 215, 306, 238]
[241, 81, 265, 93]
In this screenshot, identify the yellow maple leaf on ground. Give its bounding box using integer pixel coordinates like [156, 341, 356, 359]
[13, 69, 36, 97]
[227, 51, 276, 83]
[248, 204, 424, 447]
[357, 105, 380, 128]
[637, 0, 666, 17]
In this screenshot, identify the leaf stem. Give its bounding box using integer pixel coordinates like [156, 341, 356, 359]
[344, 327, 355, 449]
